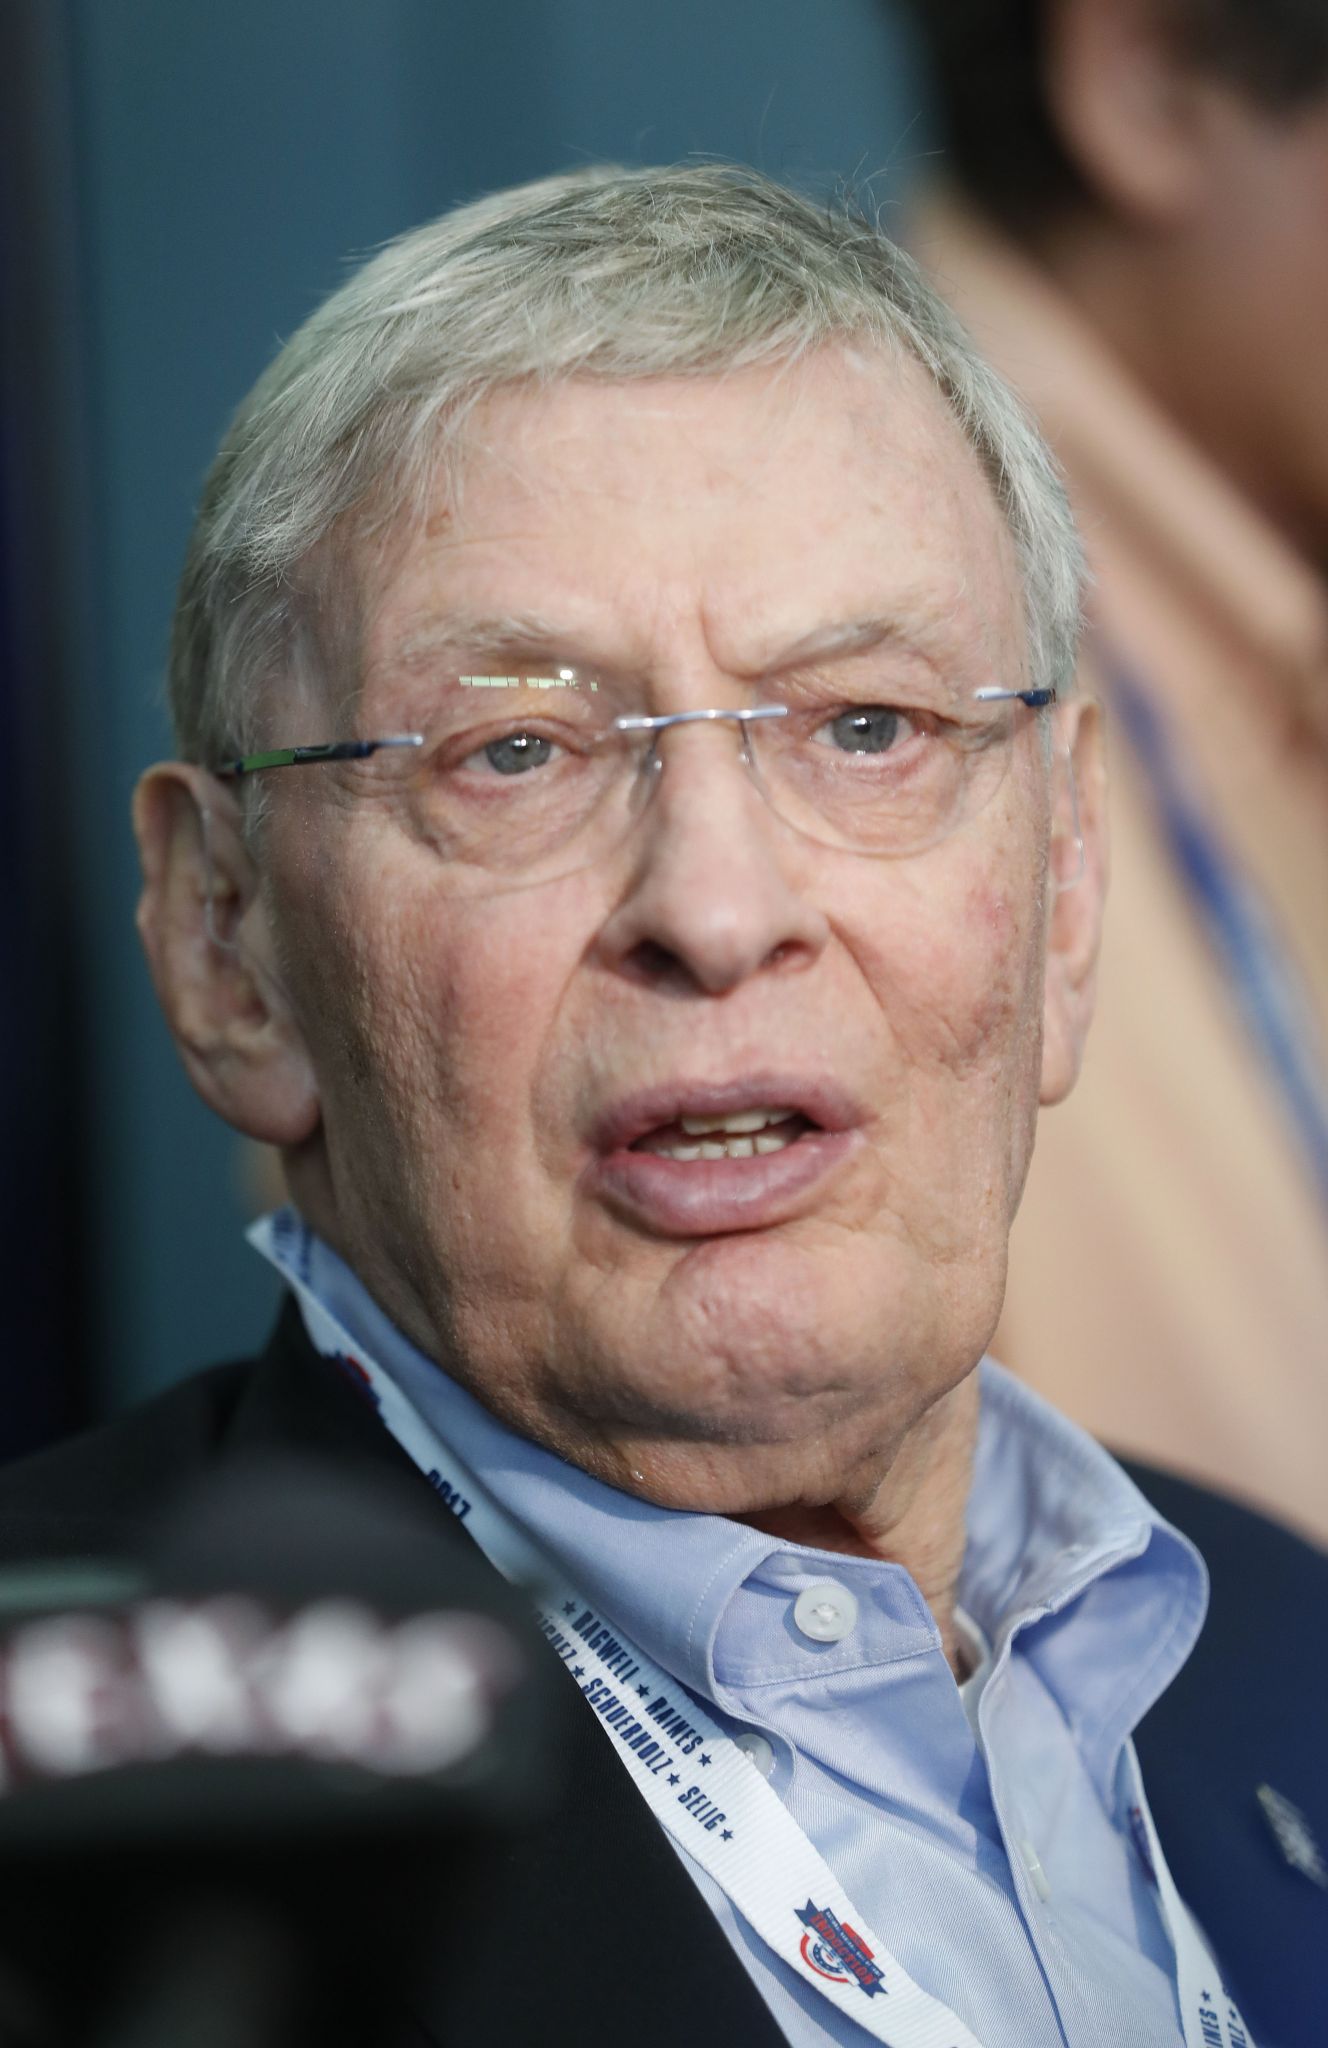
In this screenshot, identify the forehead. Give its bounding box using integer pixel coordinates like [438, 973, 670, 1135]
[357, 344, 1026, 703]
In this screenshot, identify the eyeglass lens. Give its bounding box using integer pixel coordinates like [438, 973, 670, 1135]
[317, 665, 1032, 893]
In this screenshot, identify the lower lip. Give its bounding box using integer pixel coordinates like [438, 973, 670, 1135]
[588, 1129, 858, 1236]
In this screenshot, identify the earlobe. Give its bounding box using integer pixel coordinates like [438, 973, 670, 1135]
[1040, 700, 1108, 1106]
[133, 762, 320, 1146]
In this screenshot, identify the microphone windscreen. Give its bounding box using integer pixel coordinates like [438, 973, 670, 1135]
[0, 1454, 567, 2045]
[0, 1452, 560, 1853]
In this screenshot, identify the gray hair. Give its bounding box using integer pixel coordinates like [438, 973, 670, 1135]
[170, 162, 1083, 766]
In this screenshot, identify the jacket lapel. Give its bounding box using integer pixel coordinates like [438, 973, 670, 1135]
[223, 1300, 788, 2048]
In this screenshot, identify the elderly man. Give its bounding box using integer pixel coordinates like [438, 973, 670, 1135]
[0, 166, 1320, 2047]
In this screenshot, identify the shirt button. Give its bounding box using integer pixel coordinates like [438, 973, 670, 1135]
[1019, 1836, 1052, 1903]
[792, 1581, 859, 1643]
[734, 1731, 776, 1778]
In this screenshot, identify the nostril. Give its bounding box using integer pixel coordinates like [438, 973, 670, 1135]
[634, 940, 673, 975]
[624, 938, 692, 991]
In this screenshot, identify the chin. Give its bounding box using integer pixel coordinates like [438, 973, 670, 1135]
[552, 1304, 924, 1459]
[598, 1407, 910, 1524]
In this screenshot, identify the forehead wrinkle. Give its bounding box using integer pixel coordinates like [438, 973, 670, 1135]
[695, 583, 1003, 691]
[361, 589, 1007, 730]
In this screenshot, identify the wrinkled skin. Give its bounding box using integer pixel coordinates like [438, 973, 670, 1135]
[136, 346, 1104, 1639]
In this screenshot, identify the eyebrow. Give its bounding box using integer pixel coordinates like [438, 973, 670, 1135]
[381, 610, 589, 671]
[756, 615, 944, 676]
[377, 607, 951, 686]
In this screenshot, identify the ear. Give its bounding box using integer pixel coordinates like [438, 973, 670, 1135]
[1044, 0, 1217, 224]
[133, 762, 320, 1146]
[1040, 698, 1108, 1106]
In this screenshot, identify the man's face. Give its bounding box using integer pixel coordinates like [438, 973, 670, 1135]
[263, 346, 1060, 1511]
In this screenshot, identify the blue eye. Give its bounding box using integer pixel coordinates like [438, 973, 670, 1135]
[483, 732, 554, 775]
[823, 707, 901, 754]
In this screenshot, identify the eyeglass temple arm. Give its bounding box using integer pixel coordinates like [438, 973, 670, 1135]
[974, 687, 1057, 708]
[215, 734, 423, 780]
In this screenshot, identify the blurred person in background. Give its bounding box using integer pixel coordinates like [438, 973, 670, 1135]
[902, 0, 1328, 1545]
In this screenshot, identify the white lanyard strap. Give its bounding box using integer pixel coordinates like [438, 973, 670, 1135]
[266, 1249, 983, 2048]
[1123, 1746, 1255, 2048]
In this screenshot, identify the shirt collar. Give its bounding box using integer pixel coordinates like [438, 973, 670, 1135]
[253, 1208, 1206, 1774]
[257, 1210, 780, 1689]
[961, 1362, 1208, 1789]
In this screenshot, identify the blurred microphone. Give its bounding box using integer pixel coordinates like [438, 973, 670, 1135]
[0, 1455, 562, 2047]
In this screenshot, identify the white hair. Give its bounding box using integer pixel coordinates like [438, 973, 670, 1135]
[169, 162, 1083, 765]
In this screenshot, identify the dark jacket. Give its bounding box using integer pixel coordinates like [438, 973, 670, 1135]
[0, 1301, 1322, 2047]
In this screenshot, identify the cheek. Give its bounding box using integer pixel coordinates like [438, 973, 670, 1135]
[360, 901, 553, 1139]
[845, 855, 1046, 1243]
[292, 837, 601, 1186]
[859, 868, 1042, 1078]
[958, 875, 1045, 1050]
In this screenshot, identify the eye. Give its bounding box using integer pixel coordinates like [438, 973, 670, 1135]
[815, 705, 910, 755]
[474, 731, 558, 776]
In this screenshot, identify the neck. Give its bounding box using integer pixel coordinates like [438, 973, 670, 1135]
[738, 1373, 979, 1676]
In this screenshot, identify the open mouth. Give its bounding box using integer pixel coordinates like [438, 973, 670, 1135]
[629, 1107, 816, 1161]
[589, 1081, 858, 1234]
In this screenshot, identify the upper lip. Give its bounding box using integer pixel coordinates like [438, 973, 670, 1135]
[590, 1074, 867, 1154]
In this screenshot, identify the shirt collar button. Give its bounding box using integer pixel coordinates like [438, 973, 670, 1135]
[792, 1581, 858, 1643]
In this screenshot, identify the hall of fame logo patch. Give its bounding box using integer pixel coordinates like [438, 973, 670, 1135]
[795, 1900, 887, 1998]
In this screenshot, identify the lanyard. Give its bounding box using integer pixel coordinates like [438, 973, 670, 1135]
[254, 1218, 1255, 2048]
[1122, 1749, 1253, 2048]
[1103, 644, 1328, 1215]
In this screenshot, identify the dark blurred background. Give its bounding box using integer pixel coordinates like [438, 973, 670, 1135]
[1, 0, 933, 1448]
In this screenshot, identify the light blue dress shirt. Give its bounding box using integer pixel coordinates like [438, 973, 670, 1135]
[263, 1213, 1210, 2047]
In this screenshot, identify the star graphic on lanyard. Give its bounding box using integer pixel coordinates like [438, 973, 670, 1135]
[700, 1753, 712, 1767]
[667, 1773, 680, 1786]
[721, 1829, 733, 1841]
[573, 1666, 585, 1679]
[563, 1601, 577, 1617]
[638, 1683, 650, 1698]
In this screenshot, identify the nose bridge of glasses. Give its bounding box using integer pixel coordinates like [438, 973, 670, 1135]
[612, 707, 789, 851]
[615, 704, 785, 737]
[616, 702, 785, 775]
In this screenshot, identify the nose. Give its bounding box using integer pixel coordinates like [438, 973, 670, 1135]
[596, 719, 830, 995]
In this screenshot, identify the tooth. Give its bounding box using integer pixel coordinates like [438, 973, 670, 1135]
[680, 1106, 792, 1136]
[699, 1141, 726, 1160]
[669, 1144, 701, 1162]
[755, 1132, 788, 1155]
[726, 1137, 755, 1158]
